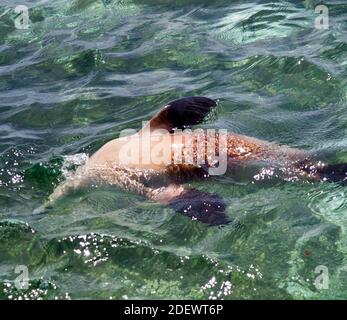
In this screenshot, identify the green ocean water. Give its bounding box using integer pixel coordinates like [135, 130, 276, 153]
[0, 0, 347, 299]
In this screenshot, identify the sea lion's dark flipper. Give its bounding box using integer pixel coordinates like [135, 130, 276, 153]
[317, 163, 347, 185]
[167, 188, 229, 226]
[144, 96, 217, 133]
[299, 161, 347, 185]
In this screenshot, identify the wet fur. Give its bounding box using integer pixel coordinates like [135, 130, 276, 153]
[48, 97, 347, 225]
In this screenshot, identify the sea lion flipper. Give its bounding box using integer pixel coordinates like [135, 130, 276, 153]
[143, 96, 217, 133]
[165, 187, 229, 226]
[316, 163, 347, 185]
[297, 161, 347, 185]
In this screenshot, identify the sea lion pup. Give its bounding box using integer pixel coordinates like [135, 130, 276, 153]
[48, 97, 347, 225]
